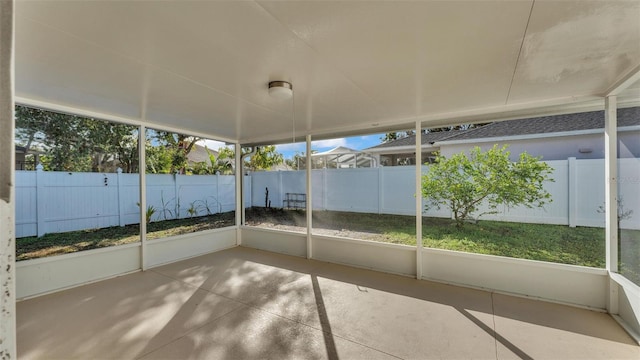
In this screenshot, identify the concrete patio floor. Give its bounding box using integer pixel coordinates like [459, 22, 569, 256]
[17, 246, 640, 359]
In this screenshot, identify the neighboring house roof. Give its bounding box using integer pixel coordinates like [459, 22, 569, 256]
[366, 131, 464, 150]
[186, 144, 218, 164]
[14, 145, 45, 155]
[442, 107, 640, 143]
[271, 163, 294, 171]
[366, 107, 640, 150]
[311, 146, 361, 156]
[310, 146, 374, 168]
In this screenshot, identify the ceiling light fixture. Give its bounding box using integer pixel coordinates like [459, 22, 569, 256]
[268, 80, 293, 100]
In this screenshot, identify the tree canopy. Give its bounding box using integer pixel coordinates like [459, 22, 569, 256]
[421, 145, 554, 227]
[380, 130, 415, 143]
[15, 105, 138, 172]
[145, 131, 200, 174]
[284, 150, 321, 170]
[15, 106, 287, 175]
[189, 146, 234, 175]
[243, 145, 284, 171]
[188, 145, 284, 173]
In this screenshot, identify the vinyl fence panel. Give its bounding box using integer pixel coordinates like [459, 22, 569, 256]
[324, 168, 379, 213]
[15, 171, 36, 237]
[14, 158, 640, 238]
[618, 158, 640, 230]
[16, 170, 239, 237]
[574, 160, 606, 227]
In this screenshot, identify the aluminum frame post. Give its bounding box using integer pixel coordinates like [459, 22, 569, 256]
[604, 96, 619, 313]
[415, 120, 423, 279]
[0, 0, 16, 357]
[138, 125, 147, 270]
[306, 135, 313, 259]
[235, 142, 242, 245]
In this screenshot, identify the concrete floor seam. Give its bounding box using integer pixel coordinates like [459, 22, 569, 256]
[491, 292, 499, 360]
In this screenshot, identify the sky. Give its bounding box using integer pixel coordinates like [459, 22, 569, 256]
[201, 133, 386, 159]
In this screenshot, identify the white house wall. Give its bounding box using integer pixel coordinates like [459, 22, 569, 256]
[16, 244, 141, 299]
[146, 228, 236, 268]
[619, 131, 640, 158]
[614, 274, 640, 337]
[422, 248, 609, 310]
[439, 131, 640, 162]
[16, 228, 239, 299]
[240, 227, 307, 258]
[311, 235, 416, 277]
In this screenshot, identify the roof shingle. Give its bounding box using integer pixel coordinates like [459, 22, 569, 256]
[365, 107, 639, 150]
[443, 107, 640, 142]
[366, 130, 465, 150]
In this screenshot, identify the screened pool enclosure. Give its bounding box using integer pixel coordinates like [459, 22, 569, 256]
[1, 1, 640, 358]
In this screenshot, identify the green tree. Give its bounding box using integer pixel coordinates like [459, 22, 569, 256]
[145, 143, 175, 174]
[426, 123, 488, 133]
[187, 145, 283, 173]
[380, 132, 399, 143]
[189, 147, 234, 175]
[84, 120, 138, 173]
[244, 145, 283, 171]
[145, 131, 200, 174]
[212, 146, 235, 174]
[380, 130, 415, 143]
[15, 105, 138, 172]
[421, 145, 554, 227]
[284, 150, 319, 170]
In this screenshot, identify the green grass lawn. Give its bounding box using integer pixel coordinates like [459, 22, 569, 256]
[16, 212, 235, 261]
[620, 229, 640, 286]
[304, 211, 606, 268]
[16, 209, 619, 272]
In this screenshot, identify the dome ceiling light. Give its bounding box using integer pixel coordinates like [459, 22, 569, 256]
[268, 80, 293, 100]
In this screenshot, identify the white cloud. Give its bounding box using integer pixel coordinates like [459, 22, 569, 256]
[311, 138, 347, 149]
[275, 142, 306, 153]
[198, 139, 229, 151]
[272, 135, 380, 157]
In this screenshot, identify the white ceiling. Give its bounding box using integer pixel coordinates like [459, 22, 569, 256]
[14, 1, 640, 144]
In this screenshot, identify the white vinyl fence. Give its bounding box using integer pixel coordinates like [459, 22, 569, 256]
[15, 167, 250, 238]
[15, 158, 640, 237]
[249, 158, 639, 230]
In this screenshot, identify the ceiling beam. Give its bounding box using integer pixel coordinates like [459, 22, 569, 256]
[15, 96, 238, 144]
[605, 63, 640, 96]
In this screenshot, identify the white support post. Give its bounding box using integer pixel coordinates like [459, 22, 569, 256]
[378, 167, 383, 214]
[568, 157, 577, 228]
[604, 96, 619, 314]
[415, 120, 423, 279]
[0, 0, 16, 357]
[117, 168, 126, 226]
[235, 143, 242, 245]
[322, 168, 328, 210]
[306, 135, 313, 259]
[174, 172, 180, 219]
[215, 173, 220, 213]
[138, 125, 147, 271]
[35, 164, 45, 237]
[278, 170, 283, 209]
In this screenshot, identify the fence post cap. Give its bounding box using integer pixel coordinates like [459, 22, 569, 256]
[116, 167, 123, 174]
[36, 164, 44, 171]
